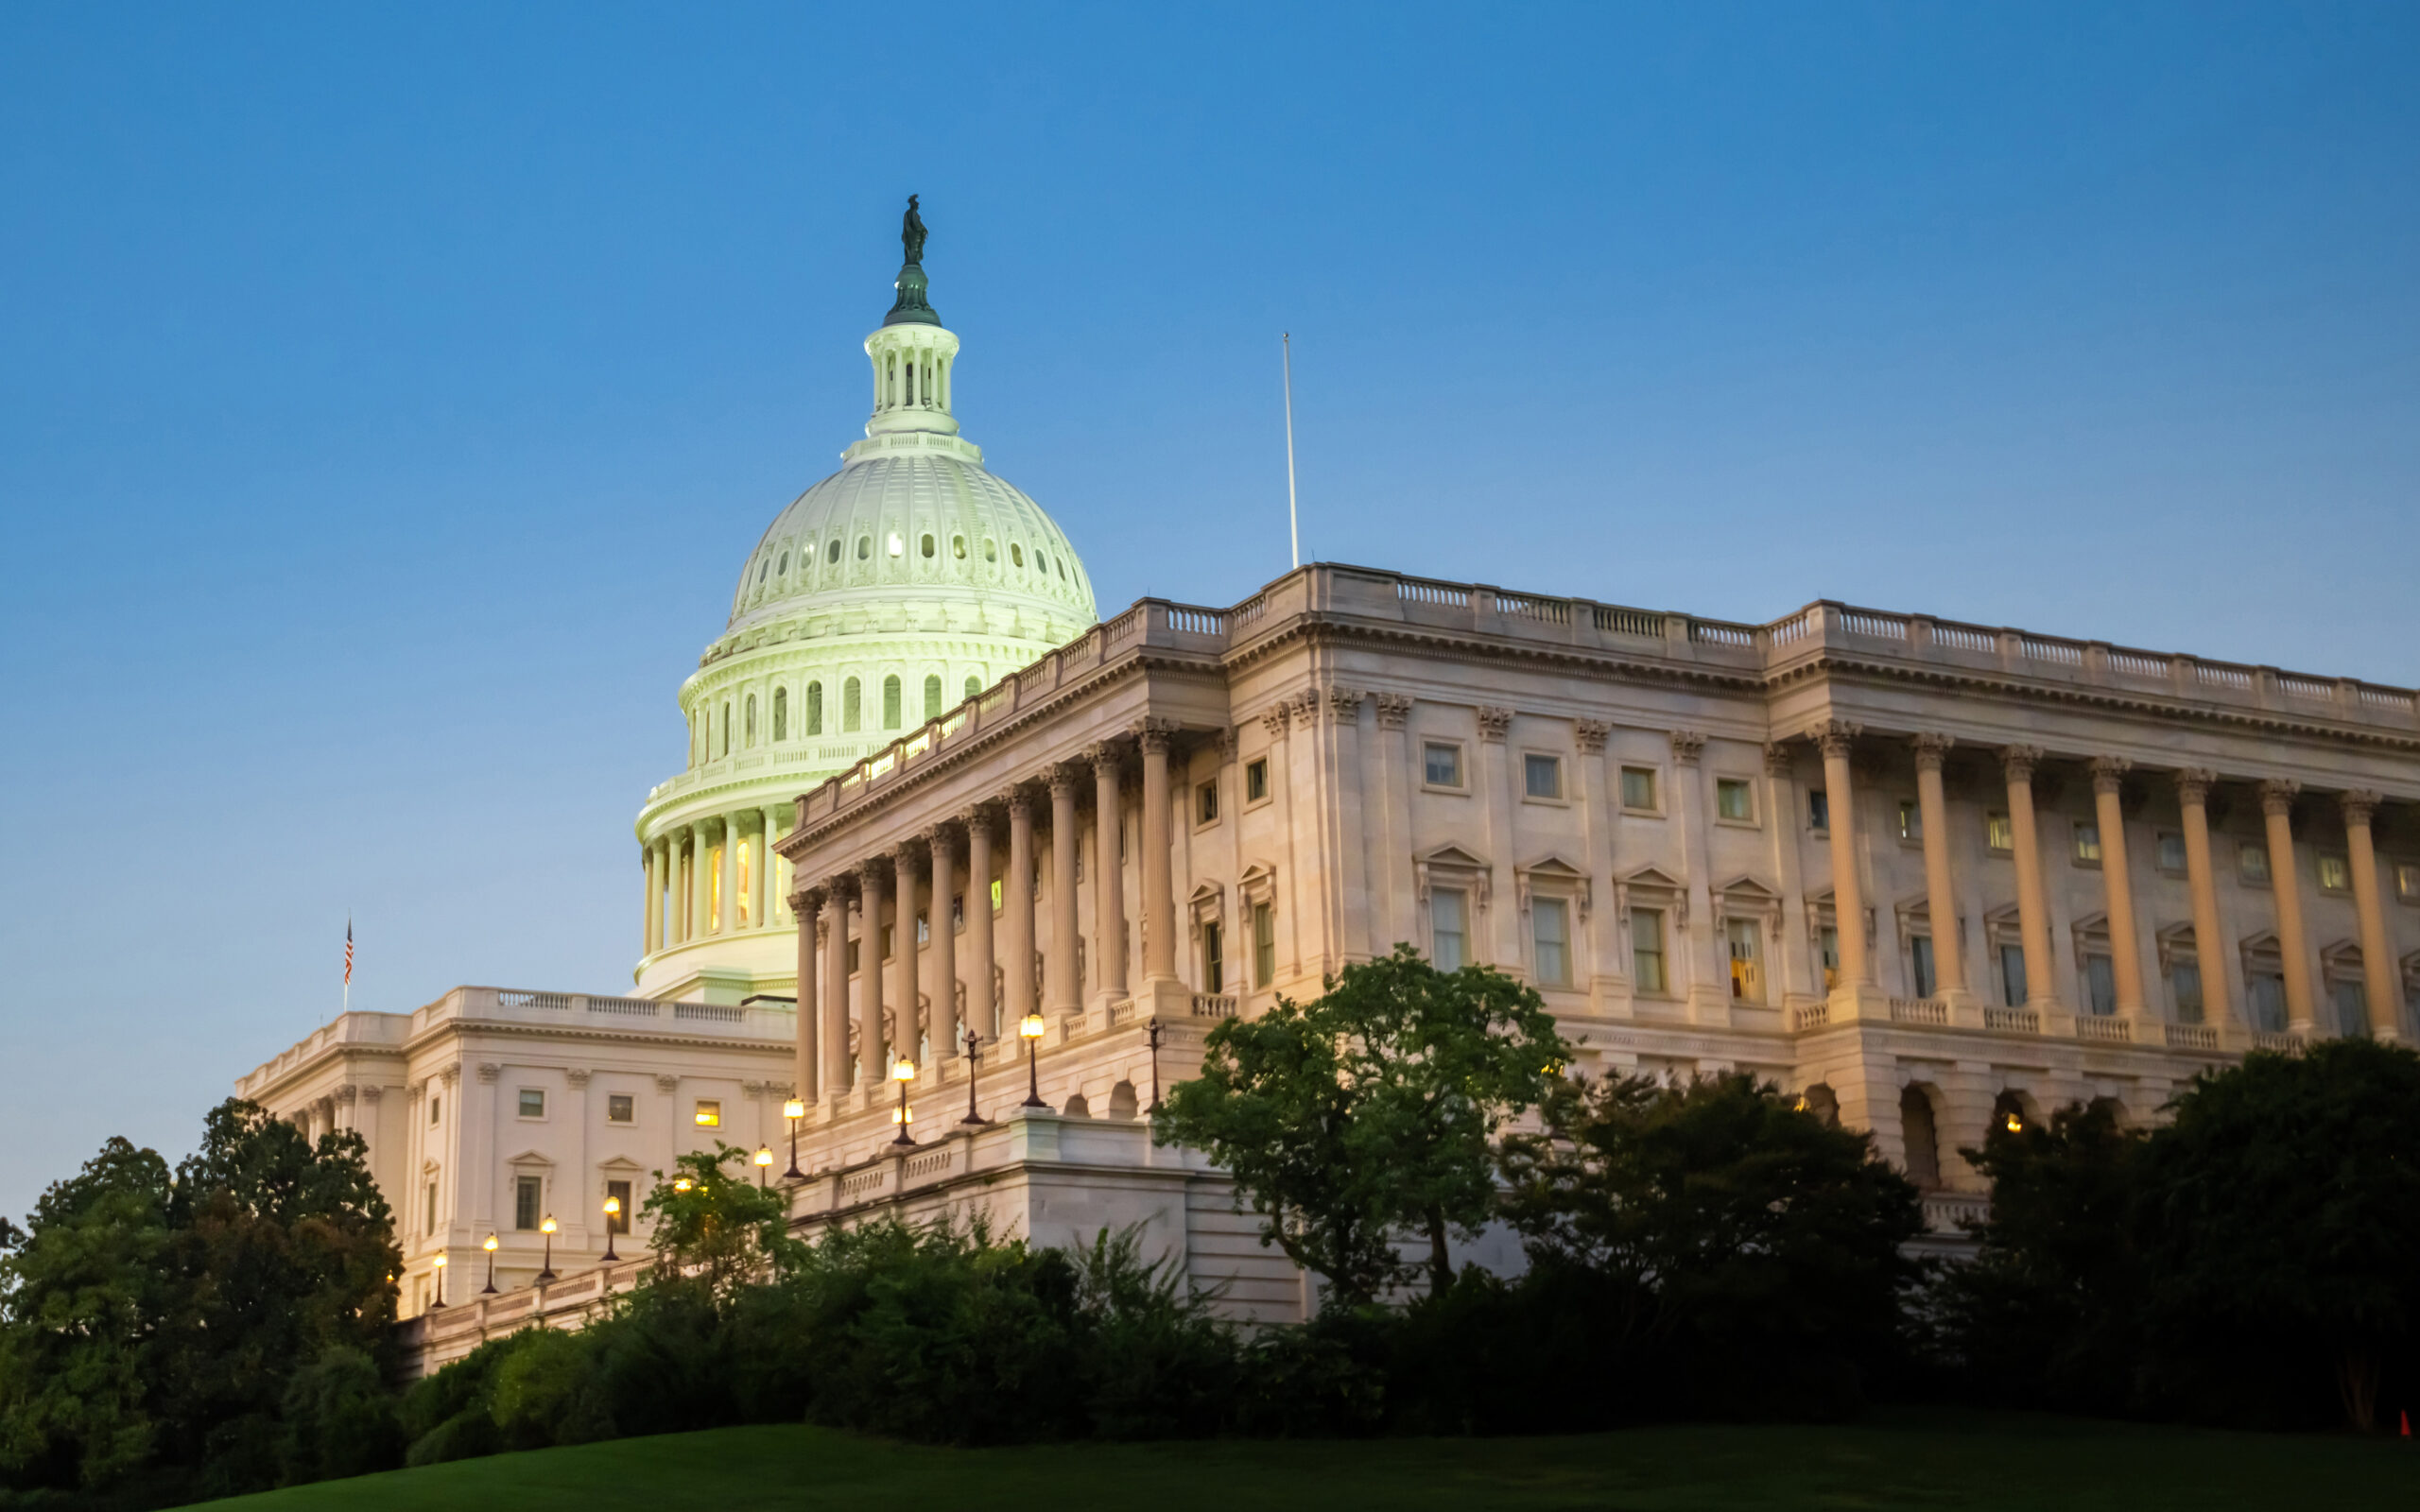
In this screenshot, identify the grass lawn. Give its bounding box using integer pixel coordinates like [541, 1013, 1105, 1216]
[198, 1408, 2415, 1510]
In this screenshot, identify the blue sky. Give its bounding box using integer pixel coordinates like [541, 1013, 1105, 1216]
[2, 3, 2414, 1214]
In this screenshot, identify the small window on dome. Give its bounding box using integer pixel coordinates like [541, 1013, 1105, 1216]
[924, 675, 942, 722]
[984, 539, 997, 562]
[887, 532, 903, 558]
[952, 535, 966, 559]
[882, 675, 902, 730]
[828, 539, 842, 564]
[806, 681, 823, 736]
[965, 674, 980, 700]
[772, 686, 787, 741]
[1056, 557, 1066, 580]
[842, 678, 861, 732]
[757, 560, 769, 585]
[856, 536, 871, 561]
[1011, 543, 1025, 568]
[921, 533, 935, 558]
[745, 694, 757, 746]
[777, 550, 789, 575]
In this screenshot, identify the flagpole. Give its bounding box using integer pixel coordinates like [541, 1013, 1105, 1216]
[1283, 333, 1299, 571]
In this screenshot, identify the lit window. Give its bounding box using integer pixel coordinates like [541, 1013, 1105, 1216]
[1632, 908, 1667, 994]
[518, 1089, 544, 1118]
[1718, 778, 1754, 822]
[1246, 758, 1270, 803]
[1620, 766, 1658, 811]
[887, 532, 904, 558]
[1196, 780, 1219, 825]
[1896, 799, 1921, 842]
[990, 878, 1003, 911]
[1524, 754, 1563, 799]
[1431, 888, 1467, 971]
[1820, 926, 1841, 990]
[1424, 742, 1462, 787]
[1202, 920, 1223, 993]
[1725, 917, 1763, 1002]
[607, 1093, 634, 1125]
[1986, 813, 2013, 852]
[1253, 902, 1276, 988]
[2084, 955, 2116, 1015]
[606, 1180, 632, 1235]
[2398, 863, 2420, 902]
[1532, 898, 1571, 987]
[2074, 822, 2102, 866]
[694, 1100, 721, 1128]
[515, 1176, 542, 1231]
[2239, 843, 2270, 884]
[2317, 853, 2351, 892]
[2156, 832, 2187, 873]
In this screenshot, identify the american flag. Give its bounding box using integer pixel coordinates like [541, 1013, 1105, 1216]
[344, 919, 354, 988]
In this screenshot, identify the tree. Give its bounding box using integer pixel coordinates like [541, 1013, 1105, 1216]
[1155, 946, 1568, 1304]
[641, 1143, 802, 1301]
[1498, 1072, 1923, 1413]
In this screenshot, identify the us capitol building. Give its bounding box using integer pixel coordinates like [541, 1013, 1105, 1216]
[237, 209, 2420, 1364]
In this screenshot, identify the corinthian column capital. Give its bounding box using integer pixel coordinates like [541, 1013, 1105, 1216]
[1668, 730, 1706, 765]
[1134, 716, 1179, 753]
[2090, 755, 2132, 796]
[1476, 706, 1514, 743]
[2259, 778, 2301, 817]
[1999, 744, 2044, 783]
[2342, 789, 2382, 829]
[1573, 718, 1611, 755]
[1910, 732, 1956, 772]
[1808, 719, 1862, 759]
[2174, 767, 2217, 807]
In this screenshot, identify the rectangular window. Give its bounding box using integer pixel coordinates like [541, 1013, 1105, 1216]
[1246, 758, 1270, 803]
[2156, 832, 2187, 874]
[916, 912, 930, 946]
[1524, 753, 1563, 800]
[1820, 925, 1840, 989]
[2317, 853, 2351, 892]
[1896, 799, 1922, 842]
[1424, 742, 1463, 788]
[1532, 898, 1570, 987]
[2000, 943, 2029, 1006]
[1807, 790, 1831, 833]
[2239, 843, 2271, 884]
[1252, 902, 1276, 988]
[1632, 908, 1668, 994]
[424, 1180, 437, 1237]
[1986, 813, 2014, 852]
[1431, 888, 1467, 972]
[1620, 766, 1659, 812]
[1202, 920, 1223, 994]
[1724, 917, 1763, 1003]
[952, 893, 965, 930]
[607, 1093, 634, 1125]
[517, 1089, 545, 1119]
[606, 1179, 632, 1236]
[514, 1176, 542, 1232]
[881, 925, 894, 960]
[1717, 778, 1754, 822]
[2171, 961, 2204, 1023]
[430, 1095, 441, 1125]
[693, 1099, 721, 1128]
[2084, 954, 2116, 1016]
[1910, 935, 1936, 999]
[2333, 979, 2370, 1037]
[2074, 822, 2102, 866]
[991, 878, 1004, 911]
[2249, 973, 2288, 1032]
[1196, 780, 1219, 824]
[845, 939, 861, 974]
[2400, 862, 2420, 902]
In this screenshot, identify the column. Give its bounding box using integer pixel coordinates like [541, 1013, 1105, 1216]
[718, 815, 741, 934]
[1375, 696, 1417, 951]
[1670, 730, 1721, 1017]
[1912, 734, 1966, 1003]
[823, 877, 853, 1101]
[2262, 779, 2318, 1033]
[2342, 791, 2400, 1041]
[688, 822, 713, 942]
[749, 812, 769, 931]
[858, 861, 888, 1090]
[1047, 766, 1081, 1015]
[1141, 719, 1179, 985]
[892, 842, 923, 1066]
[2175, 770, 2237, 1030]
[1813, 720, 1870, 989]
[2090, 757, 2148, 1018]
[2002, 746, 2056, 1009]
[965, 811, 998, 1038]
[928, 826, 959, 1051]
[1005, 789, 1037, 1028]
[1576, 719, 1616, 1006]
[1765, 743, 1814, 1000]
[764, 805, 787, 926]
[643, 842, 661, 956]
[1477, 707, 1517, 968]
[660, 836, 679, 948]
[794, 890, 820, 1105]
[1090, 744, 1129, 1006]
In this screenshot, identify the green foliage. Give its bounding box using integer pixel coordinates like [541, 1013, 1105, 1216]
[1155, 946, 1568, 1303]
[638, 1144, 802, 1299]
[276, 1348, 401, 1486]
[0, 1102, 400, 1505]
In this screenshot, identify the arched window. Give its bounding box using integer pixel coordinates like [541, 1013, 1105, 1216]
[1011, 543, 1025, 567]
[983, 538, 997, 562]
[827, 539, 841, 564]
[777, 550, 789, 575]
[744, 694, 757, 746]
[882, 675, 903, 730]
[842, 678, 861, 732]
[772, 686, 787, 741]
[720, 702, 733, 757]
[923, 675, 942, 722]
[756, 559, 769, 585]
[906, 361, 915, 405]
[856, 536, 872, 561]
[806, 682, 823, 736]
[964, 674, 980, 700]
[887, 531, 904, 558]
[920, 533, 935, 558]
[1057, 557, 1067, 580]
[952, 535, 966, 559]
[1899, 1086, 1941, 1190]
[1038, 551, 1049, 576]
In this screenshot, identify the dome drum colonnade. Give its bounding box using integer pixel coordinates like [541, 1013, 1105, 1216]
[780, 720, 1187, 1115]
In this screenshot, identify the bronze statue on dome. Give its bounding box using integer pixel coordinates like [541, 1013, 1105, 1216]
[902, 195, 927, 265]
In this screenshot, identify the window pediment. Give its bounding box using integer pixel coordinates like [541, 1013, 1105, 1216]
[1616, 865, 1684, 926]
[1414, 845, 1491, 909]
[504, 1149, 556, 1171]
[1515, 855, 1590, 918]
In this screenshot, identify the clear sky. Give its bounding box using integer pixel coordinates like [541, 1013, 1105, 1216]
[2, 3, 2414, 1216]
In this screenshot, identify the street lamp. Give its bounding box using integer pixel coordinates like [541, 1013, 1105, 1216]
[601, 1194, 621, 1263]
[1147, 1020, 1165, 1113]
[890, 1056, 917, 1146]
[537, 1215, 558, 1282]
[783, 1096, 806, 1179]
[959, 1025, 989, 1125]
[431, 1251, 447, 1308]
[480, 1232, 499, 1294]
[1019, 1011, 1048, 1108]
[753, 1144, 774, 1188]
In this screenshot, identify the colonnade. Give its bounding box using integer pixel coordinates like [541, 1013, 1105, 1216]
[643, 805, 792, 956]
[785, 720, 1184, 1108]
[1816, 720, 2400, 1040]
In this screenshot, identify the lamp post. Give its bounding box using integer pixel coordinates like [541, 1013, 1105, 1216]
[537, 1215, 558, 1282]
[753, 1144, 773, 1188]
[959, 1026, 989, 1125]
[431, 1251, 447, 1309]
[480, 1232, 499, 1295]
[601, 1195, 621, 1264]
[890, 1056, 917, 1147]
[782, 1097, 806, 1179]
[1147, 1021, 1165, 1113]
[1019, 1011, 1047, 1108]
